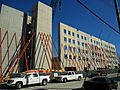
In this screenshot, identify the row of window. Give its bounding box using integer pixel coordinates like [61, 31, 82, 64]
[91, 39, 101, 45]
[64, 37, 75, 44]
[91, 39, 115, 50]
[63, 45, 115, 56]
[90, 39, 115, 50]
[64, 37, 89, 47]
[64, 45, 89, 53]
[64, 29, 87, 40]
[64, 54, 115, 62]
[63, 29, 115, 50]
[64, 54, 87, 60]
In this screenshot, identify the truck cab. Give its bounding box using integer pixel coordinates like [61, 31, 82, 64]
[7, 72, 50, 89]
[55, 71, 83, 83]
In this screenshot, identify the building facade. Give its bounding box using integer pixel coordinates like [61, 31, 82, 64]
[31, 1, 52, 70]
[0, 4, 24, 75]
[0, 1, 53, 75]
[59, 22, 118, 71]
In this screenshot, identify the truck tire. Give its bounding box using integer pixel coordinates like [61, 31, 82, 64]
[78, 76, 81, 81]
[42, 79, 47, 86]
[63, 78, 67, 83]
[15, 82, 22, 89]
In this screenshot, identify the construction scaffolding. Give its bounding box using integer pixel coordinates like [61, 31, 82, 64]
[0, 28, 64, 84]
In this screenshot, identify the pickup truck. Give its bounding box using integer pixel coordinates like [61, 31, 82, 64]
[55, 71, 83, 83]
[7, 72, 50, 89]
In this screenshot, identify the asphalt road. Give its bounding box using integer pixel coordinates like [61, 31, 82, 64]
[1, 73, 120, 90]
[1, 80, 84, 90]
[1, 79, 120, 90]
[22, 80, 84, 90]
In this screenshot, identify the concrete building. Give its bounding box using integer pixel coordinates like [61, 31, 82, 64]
[0, 1, 53, 74]
[58, 22, 118, 71]
[0, 4, 24, 75]
[0, 1, 118, 75]
[32, 1, 52, 70]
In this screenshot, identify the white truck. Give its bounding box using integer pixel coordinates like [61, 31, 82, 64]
[55, 71, 83, 83]
[7, 72, 50, 89]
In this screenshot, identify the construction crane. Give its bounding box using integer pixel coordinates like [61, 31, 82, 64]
[50, 0, 62, 22]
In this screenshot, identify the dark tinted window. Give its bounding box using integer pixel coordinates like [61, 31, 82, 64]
[78, 41, 80, 45]
[10, 74, 25, 78]
[77, 34, 79, 38]
[64, 54, 67, 59]
[68, 72, 71, 75]
[64, 37, 67, 42]
[105, 78, 111, 83]
[69, 55, 72, 59]
[92, 77, 106, 82]
[72, 32, 75, 36]
[68, 31, 71, 35]
[26, 74, 31, 78]
[81, 36, 83, 39]
[68, 38, 71, 43]
[73, 40, 75, 44]
[64, 29, 66, 34]
[64, 45, 67, 50]
[39, 73, 50, 76]
[33, 73, 38, 77]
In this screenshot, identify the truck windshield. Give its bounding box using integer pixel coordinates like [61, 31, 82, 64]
[60, 72, 67, 75]
[10, 74, 25, 78]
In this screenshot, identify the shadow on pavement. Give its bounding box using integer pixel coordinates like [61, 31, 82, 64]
[0, 84, 47, 90]
[0, 85, 85, 90]
[34, 87, 85, 90]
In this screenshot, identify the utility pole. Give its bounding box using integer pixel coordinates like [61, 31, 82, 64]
[114, 0, 120, 32]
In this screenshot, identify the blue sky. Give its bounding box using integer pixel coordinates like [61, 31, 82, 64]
[0, 0, 120, 55]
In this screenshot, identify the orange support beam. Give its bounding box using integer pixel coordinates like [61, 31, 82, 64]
[34, 32, 41, 68]
[7, 31, 10, 76]
[5, 33, 16, 76]
[14, 33, 20, 73]
[43, 34, 57, 71]
[40, 33, 51, 70]
[22, 36, 28, 71]
[48, 35, 63, 71]
[10, 32, 35, 74]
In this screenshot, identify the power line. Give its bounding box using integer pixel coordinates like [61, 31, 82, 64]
[76, 0, 120, 35]
[114, 0, 120, 32]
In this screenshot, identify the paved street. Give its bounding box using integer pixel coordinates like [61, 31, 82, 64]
[19, 78, 120, 90]
[1, 80, 120, 90]
[20, 80, 84, 90]
[1, 73, 120, 90]
[0, 80, 84, 90]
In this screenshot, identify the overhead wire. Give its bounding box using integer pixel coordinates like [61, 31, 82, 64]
[76, 0, 120, 35]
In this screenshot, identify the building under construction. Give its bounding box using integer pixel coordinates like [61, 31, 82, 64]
[0, 1, 53, 76]
[58, 22, 118, 71]
[0, 1, 119, 81]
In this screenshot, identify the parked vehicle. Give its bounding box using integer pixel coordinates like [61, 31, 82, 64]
[83, 76, 118, 90]
[7, 72, 50, 89]
[55, 71, 83, 83]
[87, 73, 99, 78]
